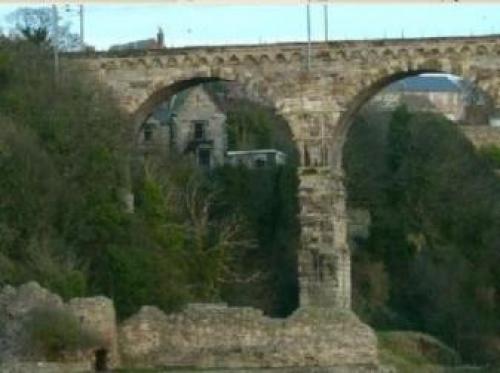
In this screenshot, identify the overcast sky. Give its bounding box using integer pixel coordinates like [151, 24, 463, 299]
[1, 3, 500, 50]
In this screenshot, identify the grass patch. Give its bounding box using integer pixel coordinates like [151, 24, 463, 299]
[378, 331, 462, 372]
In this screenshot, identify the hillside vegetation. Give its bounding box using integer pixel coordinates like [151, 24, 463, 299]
[0, 39, 300, 319]
[344, 106, 500, 364]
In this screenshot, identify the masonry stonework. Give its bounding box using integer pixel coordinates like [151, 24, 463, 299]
[119, 304, 378, 369]
[69, 35, 500, 311]
[0, 282, 117, 370]
[1, 283, 380, 371]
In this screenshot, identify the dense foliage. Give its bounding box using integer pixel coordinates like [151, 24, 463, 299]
[0, 40, 300, 319]
[0, 39, 130, 301]
[344, 106, 500, 364]
[214, 93, 300, 316]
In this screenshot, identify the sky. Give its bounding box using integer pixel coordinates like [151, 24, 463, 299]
[0, 3, 500, 50]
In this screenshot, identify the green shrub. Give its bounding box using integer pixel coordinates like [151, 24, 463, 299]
[479, 145, 500, 169]
[23, 306, 101, 361]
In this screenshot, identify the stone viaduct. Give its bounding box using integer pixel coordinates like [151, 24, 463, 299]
[70, 35, 500, 313]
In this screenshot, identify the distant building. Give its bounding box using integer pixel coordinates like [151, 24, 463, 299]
[226, 149, 287, 168]
[138, 83, 288, 169]
[109, 28, 165, 51]
[170, 85, 227, 168]
[138, 85, 227, 169]
[369, 75, 467, 121]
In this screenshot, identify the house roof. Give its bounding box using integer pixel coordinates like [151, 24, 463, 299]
[386, 76, 461, 93]
[150, 85, 225, 125]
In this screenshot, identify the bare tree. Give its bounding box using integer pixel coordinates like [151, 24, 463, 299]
[182, 176, 260, 299]
[7, 7, 80, 51]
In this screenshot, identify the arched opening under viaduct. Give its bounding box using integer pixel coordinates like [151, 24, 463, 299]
[338, 71, 500, 363]
[129, 77, 301, 318]
[333, 69, 495, 170]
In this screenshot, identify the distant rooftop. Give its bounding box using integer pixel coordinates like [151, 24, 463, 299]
[386, 76, 461, 93]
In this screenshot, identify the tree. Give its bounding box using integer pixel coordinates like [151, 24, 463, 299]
[6, 7, 80, 50]
[344, 105, 500, 363]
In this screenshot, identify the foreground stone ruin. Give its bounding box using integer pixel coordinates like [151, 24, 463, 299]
[0, 282, 379, 371]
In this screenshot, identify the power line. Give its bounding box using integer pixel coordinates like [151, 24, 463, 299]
[306, 0, 311, 70]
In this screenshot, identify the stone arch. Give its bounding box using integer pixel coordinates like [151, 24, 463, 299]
[476, 45, 488, 56]
[101, 60, 118, 70]
[136, 58, 149, 69]
[368, 50, 380, 61]
[130, 73, 302, 313]
[382, 48, 396, 59]
[320, 67, 499, 313]
[430, 48, 441, 57]
[121, 59, 135, 68]
[316, 50, 331, 62]
[133, 77, 220, 128]
[182, 56, 194, 67]
[259, 54, 271, 65]
[460, 45, 472, 56]
[213, 56, 225, 66]
[152, 57, 164, 68]
[132, 74, 284, 135]
[445, 47, 458, 56]
[275, 53, 287, 63]
[397, 48, 409, 59]
[228, 55, 241, 65]
[290, 52, 302, 63]
[243, 54, 258, 65]
[331, 66, 490, 170]
[197, 56, 209, 66]
[335, 50, 347, 60]
[167, 57, 178, 67]
[348, 50, 362, 60]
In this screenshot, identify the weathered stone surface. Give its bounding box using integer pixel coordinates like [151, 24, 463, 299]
[0, 282, 117, 369]
[0, 362, 394, 373]
[119, 303, 378, 369]
[0, 283, 380, 370]
[459, 125, 500, 148]
[0, 362, 91, 373]
[67, 296, 120, 368]
[0, 282, 64, 362]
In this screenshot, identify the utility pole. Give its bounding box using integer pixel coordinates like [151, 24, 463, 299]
[52, 5, 59, 80]
[324, 4, 328, 42]
[79, 4, 84, 51]
[306, 0, 311, 70]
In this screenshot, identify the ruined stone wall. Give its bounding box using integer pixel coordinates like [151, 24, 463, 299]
[119, 303, 378, 369]
[0, 282, 64, 362]
[67, 297, 120, 367]
[0, 362, 91, 373]
[0, 282, 118, 369]
[1, 283, 379, 371]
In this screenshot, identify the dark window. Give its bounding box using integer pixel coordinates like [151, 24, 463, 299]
[193, 121, 207, 140]
[143, 124, 153, 142]
[94, 348, 108, 372]
[198, 149, 211, 168]
[255, 158, 266, 168]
